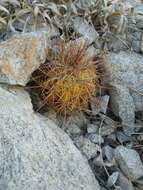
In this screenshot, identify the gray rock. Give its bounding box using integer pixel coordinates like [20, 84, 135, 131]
[77, 137, 100, 160]
[114, 146, 143, 181]
[44, 110, 59, 126]
[105, 34, 128, 52]
[107, 52, 143, 87]
[106, 26, 142, 53]
[0, 31, 48, 86]
[107, 52, 143, 126]
[100, 188, 106, 190]
[137, 134, 143, 141]
[126, 0, 142, 7]
[73, 135, 103, 162]
[100, 124, 116, 136]
[91, 95, 110, 115]
[107, 172, 119, 187]
[73, 135, 84, 149]
[117, 172, 134, 190]
[140, 32, 143, 53]
[65, 124, 82, 136]
[62, 112, 87, 131]
[86, 45, 100, 57]
[116, 131, 131, 144]
[87, 124, 98, 134]
[103, 145, 114, 162]
[87, 133, 104, 144]
[129, 31, 142, 53]
[136, 18, 143, 29]
[0, 87, 100, 190]
[134, 5, 143, 15]
[109, 84, 135, 126]
[74, 0, 97, 11]
[73, 17, 99, 44]
[93, 150, 104, 167]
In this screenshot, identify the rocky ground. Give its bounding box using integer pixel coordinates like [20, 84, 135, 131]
[0, 0, 143, 190]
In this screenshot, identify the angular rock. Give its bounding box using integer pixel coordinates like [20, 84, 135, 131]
[0, 87, 100, 190]
[93, 150, 104, 167]
[109, 84, 135, 126]
[74, 0, 97, 11]
[107, 172, 119, 187]
[114, 146, 143, 181]
[105, 33, 128, 52]
[126, 0, 142, 7]
[140, 32, 143, 54]
[91, 95, 110, 115]
[73, 17, 99, 44]
[101, 188, 107, 190]
[127, 29, 142, 53]
[134, 5, 143, 15]
[102, 145, 114, 162]
[117, 172, 134, 190]
[79, 138, 99, 160]
[116, 131, 131, 144]
[62, 112, 87, 132]
[87, 124, 98, 134]
[87, 133, 104, 144]
[136, 15, 143, 29]
[107, 52, 143, 88]
[99, 116, 116, 136]
[73, 135, 85, 149]
[65, 124, 82, 136]
[0, 31, 48, 86]
[107, 52, 143, 126]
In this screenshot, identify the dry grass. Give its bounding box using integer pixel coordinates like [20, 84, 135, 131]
[0, 0, 129, 39]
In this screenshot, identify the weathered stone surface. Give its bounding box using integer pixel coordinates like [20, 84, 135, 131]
[87, 124, 98, 134]
[0, 87, 100, 190]
[0, 31, 48, 86]
[107, 52, 143, 126]
[117, 172, 134, 190]
[134, 5, 143, 15]
[136, 15, 143, 29]
[123, 0, 142, 7]
[78, 138, 100, 160]
[73, 136, 100, 160]
[73, 17, 99, 44]
[74, 0, 97, 11]
[65, 123, 82, 136]
[102, 145, 114, 163]
[62, 112, 87, 132]
[107, 171, 119, 187]
[140, 33, 143, 53]
[115, 146, 143, 181]
[91, 95, 110, 115]
[109, 84, 135, 126]
[86, 133, 104, 144]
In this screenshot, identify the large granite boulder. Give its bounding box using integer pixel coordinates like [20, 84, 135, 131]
[0, 86, 100, 190]
[107, 51, 143, 128]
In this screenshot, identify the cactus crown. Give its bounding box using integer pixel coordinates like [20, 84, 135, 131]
[30, 39, 105, 116]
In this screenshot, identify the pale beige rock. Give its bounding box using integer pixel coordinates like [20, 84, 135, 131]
[0, 31, 48, 85]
